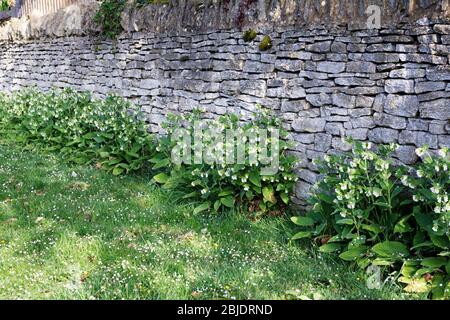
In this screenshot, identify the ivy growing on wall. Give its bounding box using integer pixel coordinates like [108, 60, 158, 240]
[94, 0, 169, 40]
[93, 0, 127, 40]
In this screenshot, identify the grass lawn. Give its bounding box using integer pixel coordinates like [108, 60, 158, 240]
[0, 143, 411, 300]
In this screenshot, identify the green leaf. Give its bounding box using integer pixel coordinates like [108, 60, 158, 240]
[317, 193, 334, 204]
[213, 200, 221, 212]
[291, 231, 312, 241]
[401, 260, 420, 277]
[193, 202, 210, 214]
[430, 234, 450, 249]
[394, 216, 413, 233]
[361, 224, 382, 235]
[339, 246, 368, 261]
[220, 196, 235, 208]
[280, 192, 289, 204]
[218, 190, 233, 197]
[319, 243, 341, 253]
[421, 257, 447, 268]
[371, 241, 409, 260]
[291, 216, 315, 227]
[372, 258, 394, 266]
[262, 186, 276, 204]
[99, 151, 110, 158]
[112, 166, 125, 176]
[152, 158, 170, 170]
[153, 173, 169, 184]
[182, 191, 198, 199]
[249, 172, 261, 187]
[336, 218, 354, 225]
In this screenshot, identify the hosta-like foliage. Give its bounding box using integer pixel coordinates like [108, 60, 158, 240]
[291, 141, 450, 299]
[151, 108, 298, 215]
[0, 88, 154, 175]
[0, 89, 297, 217]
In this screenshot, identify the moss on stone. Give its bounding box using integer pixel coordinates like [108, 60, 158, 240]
[242, 29, 257, 42]
[259, 35, 272, 51]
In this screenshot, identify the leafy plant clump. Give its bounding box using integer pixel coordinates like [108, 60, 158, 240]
[0, 88, 154, 175]
[291, 140, 450, 299]
[0, 0, 10, 11]
[94, 0, 127, 40]
[243, 29, 257, 42]
[259, 35, 272, 51]
[0, 89, 298, 217]
[151, 108, 298, 216]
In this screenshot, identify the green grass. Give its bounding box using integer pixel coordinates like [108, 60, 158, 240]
[0, 143, 412, 300]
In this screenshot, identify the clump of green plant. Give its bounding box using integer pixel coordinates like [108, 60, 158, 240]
[259, 35, 272, 51]
[0, 0, 10, 11]
[291, 140, 450, 299]
[135, 0, 170, 6]
[0, 88, 154, 175]
[243, 29, 257, 42]
[151, 107, 298, 216]
[93, 0, 127, 40]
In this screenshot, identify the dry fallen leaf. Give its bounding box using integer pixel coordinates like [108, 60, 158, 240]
[35, 216, 45, 224]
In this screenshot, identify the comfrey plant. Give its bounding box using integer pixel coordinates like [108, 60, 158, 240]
[291, 141, 450, 299]
[152, 107, 298, 215]
[0, 88, 154, 175]
[0, 89, 298, 217]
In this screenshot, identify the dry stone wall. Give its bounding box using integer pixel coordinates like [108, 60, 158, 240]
[0, 6, 449, 205]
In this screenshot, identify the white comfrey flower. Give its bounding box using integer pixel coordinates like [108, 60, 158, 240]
[401, 175, 409, 186]
[431, 185, 441, 194]
[372, 188, 382, 198]
[438, 148, 448, 158]
[434, 206, 442, 214]
[200, 189, 208, 195]
[362, 142, 372, 150]
[415, 146, 428, 157]
[417, 170, 424, 178]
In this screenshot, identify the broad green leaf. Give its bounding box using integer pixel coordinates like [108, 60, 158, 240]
[262, 186, 276, 204]
[291, 216, 315, 227]
[336, 218, 354, 225]
[361, 224, 382, 235]
[112, 166, 125, 176]
[182, 191, 198, 199]
[152, 158, 170, 170]
[291, 231, 312, 241]
[193, 202, 210, 214]
[218, 190, 233, 197]
[220, 196, 235, 208]
[249, 172, 261, 187]
[339, 246, 368, 261]
[371, 241, 409, 260]
[372, 258, 394, 266]
[153, 172, 169, 184]
[394, 215, 413, 233]
[319, 243, 341, 253]
[430, 234, 450, 249]
[401, 260, 420, 277]
[213, 200, 221, 212]
[421, 257, 447, 268]
[280, 192, 289, 204]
